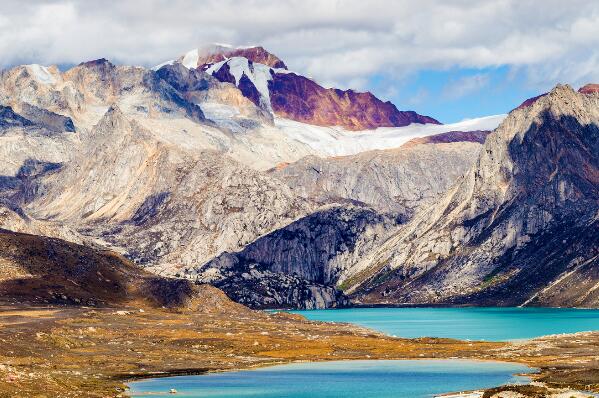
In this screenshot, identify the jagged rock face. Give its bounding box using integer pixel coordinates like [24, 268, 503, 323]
[115, 149, 312, 269]
[349, 85, 599, 307]
[17, 103, 75, 132]
[63, 58, 126, 103]
[0, 160, 61, 204]
[1, 103, 74, 135]
[0, 65, 78, 116]
[204, 254, 349, 309]
[210, 264, 348, 309]
[0, 70, 488, 310]
[233, 206, 397, 284]
[0, 53, 518, 310]
[268, 72, 440, 130]
[0, 125, 74, 178]
[159, 132, 485, 309]
[0, 60, 210, 132]
[272, 137, 484, 216]
[189, 205, 398, 309]
[25, 107, 313, 271]
[200, 205, 396, 283]
[0, 105, 33, 129]
[155, 62, 273, 127]
[516, 82, 599, 110]
[1, 59, 292, 168]
[154, 61, 214, 92]
[63, 58, 201, 122]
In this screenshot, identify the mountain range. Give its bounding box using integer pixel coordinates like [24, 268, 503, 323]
[0, 44, 597, 309]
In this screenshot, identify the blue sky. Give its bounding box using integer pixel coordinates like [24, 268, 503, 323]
[369, 67, 543, 123]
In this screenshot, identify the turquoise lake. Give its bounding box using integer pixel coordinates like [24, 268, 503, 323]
[128, 360, 531, 398]
[291, 307, 599, 341]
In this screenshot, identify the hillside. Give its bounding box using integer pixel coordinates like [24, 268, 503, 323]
[0, 228, 247, 313]
[347, 85, 599, 307]
[3, 47, 595, 310]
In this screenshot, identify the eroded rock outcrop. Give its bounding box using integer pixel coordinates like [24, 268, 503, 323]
[24, 107, 313, 273]
[272, 135, 485, 216]
[188, 205, 398, 309]
[349, 85, 599, 307]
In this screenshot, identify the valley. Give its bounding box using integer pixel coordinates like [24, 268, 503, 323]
[0, 39, 597, 398]
[1, 301, 599, 397]
[0, 228, 597, 397]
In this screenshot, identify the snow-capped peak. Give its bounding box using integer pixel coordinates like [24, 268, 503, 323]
[153, 43, 287, 71]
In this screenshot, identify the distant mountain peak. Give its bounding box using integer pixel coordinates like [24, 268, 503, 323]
[517, 83, 599, 111]
[515, 84, 592, 125]
[350, 83, 599, 307]
[156, 44, 439, 130]
[77, 58, 115, 69]
[168, 44, 288, 70]
[579, 83, 599, 95]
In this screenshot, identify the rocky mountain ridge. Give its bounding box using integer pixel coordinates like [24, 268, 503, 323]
[346, 84, 599, 307]
[1, 46, 596, 309]
[182, 44, 288, 69]
[271, 131, 487, 216]
[167, 44, 441, 130]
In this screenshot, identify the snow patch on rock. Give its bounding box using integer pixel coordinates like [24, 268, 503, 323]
[26, 64, 56, 85]
[205, 57, 287, 111]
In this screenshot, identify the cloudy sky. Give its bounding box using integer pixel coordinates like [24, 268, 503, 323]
[2, 0, 598, 122]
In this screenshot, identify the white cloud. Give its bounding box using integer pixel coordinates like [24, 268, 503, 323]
[0, 0, 598, 90]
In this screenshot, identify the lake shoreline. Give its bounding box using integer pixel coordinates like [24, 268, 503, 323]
[124, 356, 539, 385]
[126, 359, 534, 398]
[291, 307, 599, 341]
[1, 303, 598, 397]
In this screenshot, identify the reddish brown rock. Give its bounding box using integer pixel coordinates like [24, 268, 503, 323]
[516, 93, 547, 109]
[196, 45, 440, 130]
[268, 72, 439, 130]
[579, 83, 599, 95]
[197, 46, 287, 69]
